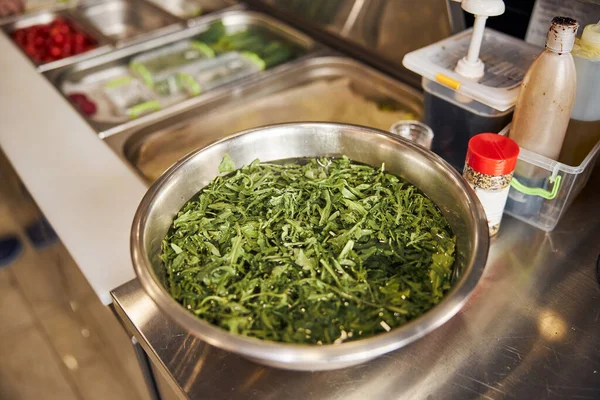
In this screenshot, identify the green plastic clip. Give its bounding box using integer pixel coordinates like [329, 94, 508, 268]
[510, 175, 562, 200]
[241, 51, 266, 71]
[128, 100, 161, 119]
[105, 76, 132, 88]
[130, 62, 154, 89]
[190, 41, 216, 58]
[178, 73, 201, 96]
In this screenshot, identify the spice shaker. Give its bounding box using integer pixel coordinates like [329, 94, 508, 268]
[464, 134, 520, 236]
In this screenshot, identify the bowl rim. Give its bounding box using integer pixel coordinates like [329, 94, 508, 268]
[130, 122, 489, 367]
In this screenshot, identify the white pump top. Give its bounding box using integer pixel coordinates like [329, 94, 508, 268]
[452, 0, 505, 78]
[402, 0, 541, 112]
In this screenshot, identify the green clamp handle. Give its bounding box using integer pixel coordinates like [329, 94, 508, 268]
[190, 41, 216, 58]
[510, 175, 562, 200]
[178, 73, 202, 96]
[105, 76, 132, 88]
[241, 51, 266, 71]
[130, 62, 154, 89]
[128, 100, 161, 119]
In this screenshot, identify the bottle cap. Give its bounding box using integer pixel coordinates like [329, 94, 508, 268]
[546, 17, 579, 54]
[581, 21, 600, 48]
[466, 133, 520, 176]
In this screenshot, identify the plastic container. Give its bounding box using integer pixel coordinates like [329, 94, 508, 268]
[560, 21, 600, 167]
[403, 28, 541, 170]
[507, 17, 579, 219]
[103, 76, 161, 118]
[129, 40, 215, 94]
[500, 124, 600, 232]
[180, 52, 264, 96]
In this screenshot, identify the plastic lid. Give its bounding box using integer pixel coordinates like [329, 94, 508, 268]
[466, 133, 520, 175]
[402, 28, 542, 112]
[581, 21, 600, 47]
[574, 21, 600, 60]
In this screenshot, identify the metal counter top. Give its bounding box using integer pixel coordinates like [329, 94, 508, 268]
[112, 165, 600, 400]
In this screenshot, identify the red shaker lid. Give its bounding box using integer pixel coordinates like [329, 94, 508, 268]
[466, 133, 520, 176]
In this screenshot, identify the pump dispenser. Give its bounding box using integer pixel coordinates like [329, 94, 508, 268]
[403, 0, 540, 170]
[453, 0, 506, 79]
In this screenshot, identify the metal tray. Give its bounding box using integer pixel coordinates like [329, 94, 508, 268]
[147, 0, 237, 20]
[73, 0, 184, 47]
[0, 0, 77, 25]
[104, 56, 424, 182]
[1, 8, 113, 72]
[44, 10, 320, 136]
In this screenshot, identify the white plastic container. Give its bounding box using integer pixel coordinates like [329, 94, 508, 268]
[181, 52, 263, 95]
[500, 124, 600, 231]
[560, 21, 600, 167]
[403, 28, 541, 170]
[103, 77, 161, 119]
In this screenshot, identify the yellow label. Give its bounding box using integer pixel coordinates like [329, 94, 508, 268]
[436, 73, 461, 90]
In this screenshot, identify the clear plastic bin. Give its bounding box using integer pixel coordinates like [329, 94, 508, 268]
[129, 40, 215, 94]
[180, 52, 263, 96]
[500, 125, 600, 231]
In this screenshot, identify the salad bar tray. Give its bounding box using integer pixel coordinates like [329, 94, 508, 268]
[72, 0, 183, 47]
[2, 8, 113, 72]
[44, 10, 321, 137]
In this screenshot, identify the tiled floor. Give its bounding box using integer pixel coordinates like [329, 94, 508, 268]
[0, 151, 149, 400]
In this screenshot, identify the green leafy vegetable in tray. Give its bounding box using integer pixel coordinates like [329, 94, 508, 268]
[161, 156, 456, 344]
[196, 22, 298, 68]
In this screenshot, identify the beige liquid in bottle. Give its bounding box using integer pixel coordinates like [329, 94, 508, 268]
[510, 17, 578, 168]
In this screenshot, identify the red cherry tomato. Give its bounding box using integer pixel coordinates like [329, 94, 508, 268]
[62, 42, 72, 57]
[49, 46, 61, 58]
[80, 101, 97, 116]
[33, 36, 45, 47]
[25, 30, 36, 44]
[59, 24, 70, 35]
[73, 33, 85, 45]
[52, 33, 65, 45]
[27, 48, 36, 56]
[49, 26, 61, 37]
[68, 93, 87, 105]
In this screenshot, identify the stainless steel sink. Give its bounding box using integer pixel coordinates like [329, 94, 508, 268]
[104, 56, 424, 182]
[74, 0, 184, 46]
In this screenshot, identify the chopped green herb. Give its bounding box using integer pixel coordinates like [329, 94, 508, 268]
[161, 156, 456, 344]
[218, 153, 235, 173]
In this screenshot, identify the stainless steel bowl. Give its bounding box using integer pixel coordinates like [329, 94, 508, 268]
[131, 122, 489, 370]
